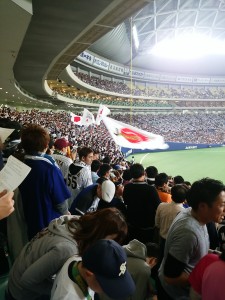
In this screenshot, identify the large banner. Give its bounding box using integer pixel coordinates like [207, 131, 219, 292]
[78, 51, 94, 64]
[93, 57, 109, 70]
[109, 63, 124, 75]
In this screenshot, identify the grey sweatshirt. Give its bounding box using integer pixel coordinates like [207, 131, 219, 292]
[8, 215, 80, 300]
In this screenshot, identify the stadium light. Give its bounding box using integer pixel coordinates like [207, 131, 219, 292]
[150, 33, 225, 60]
[132, 25, 139, 50]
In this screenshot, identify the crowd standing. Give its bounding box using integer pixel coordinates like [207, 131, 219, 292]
[0, 106, 225, 300]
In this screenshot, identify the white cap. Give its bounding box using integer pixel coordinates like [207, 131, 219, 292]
[101, 180, 115, 203]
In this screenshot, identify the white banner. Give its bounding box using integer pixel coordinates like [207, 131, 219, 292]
[144, 72, 161, 81]
[78, 51, 94, 64]
[109, 63, 124, 75]
[193, 77, 210, 84]
[210, 78, 225, 84]
[176, 76, 193, 83]
[93, 57, 109, 70]
[160, 74, 177, 82]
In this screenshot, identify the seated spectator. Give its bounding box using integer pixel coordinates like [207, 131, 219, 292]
[155, 173, 172, 203]
[99, 239, 159, 300]
[6, 208, 127, 300]
[91, 159, 101, 184]
[145, 166, 158, 186]
[51, 239, 135, 300]
[98, 181, 127, 216]
[70, 179, 115, 215]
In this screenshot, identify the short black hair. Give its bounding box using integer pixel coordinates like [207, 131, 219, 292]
[91, 160, 101, 172]
[155, 173, 169, 188]
[171, 184, 189, 203]
[130, 163, 145, 179]
[98, 163, 111, 177]
[187, 178, 225, 210]
[146, 242, 160, 259]
[174, 175, 184, 184]
[145, 166, 158, 178]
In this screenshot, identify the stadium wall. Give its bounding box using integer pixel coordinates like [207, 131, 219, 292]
[122, 143, 225, 157]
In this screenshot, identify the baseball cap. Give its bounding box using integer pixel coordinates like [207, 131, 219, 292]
[54, 138, 71, 150]
[101, 180, 115, 203]
[82, 239, 135, 299]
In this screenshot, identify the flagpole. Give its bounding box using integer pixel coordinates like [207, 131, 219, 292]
[130, 17, 133, 126]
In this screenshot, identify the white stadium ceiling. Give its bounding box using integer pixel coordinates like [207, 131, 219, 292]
[89, 0, 225, 75]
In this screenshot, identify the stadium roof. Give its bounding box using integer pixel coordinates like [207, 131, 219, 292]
[1, 0, 225, 109]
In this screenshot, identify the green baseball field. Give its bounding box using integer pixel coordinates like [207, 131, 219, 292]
[127, 147, 225, 184]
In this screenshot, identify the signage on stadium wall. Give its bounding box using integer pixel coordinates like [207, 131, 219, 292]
[93, 57, 109, 70]
[145, 72, 161, 81]
[109, 63, 124, 75]
[210, 78, 225, 84]
[176, 76, 193, 83]
[127, 69, 145, 78]
[160, 74, 177, 82]
[193, 77, 210, 84]
[78, 51, 94, 64]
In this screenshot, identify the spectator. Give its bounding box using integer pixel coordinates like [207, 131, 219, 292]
[155, 173, 172, 203]
[98, 239, 159, 300]
[98, 163, 111, 180]
[91, 159, 101, 184]
[52, 137, 73, 179]
[51, 239, 135, 300]
[67, 146, 93, 204]
[155, 184, 188, 263]
[173, 175, 185, 185]
[158, 178, 225, 300]
[70, 179, 115, 215]
[19, 124, 71, 240]
[145, 166, 158, 186]
[123, 163, 161, 243]
[6, 208, 127, 300]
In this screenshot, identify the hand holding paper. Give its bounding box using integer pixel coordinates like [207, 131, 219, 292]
[0, 155, 31, 192]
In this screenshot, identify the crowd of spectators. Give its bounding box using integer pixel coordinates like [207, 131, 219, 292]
[1, 106, 225, 150]
[75, 71, 225, 99]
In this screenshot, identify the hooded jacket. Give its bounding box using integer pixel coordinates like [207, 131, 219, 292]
[8, 215, 80, 300]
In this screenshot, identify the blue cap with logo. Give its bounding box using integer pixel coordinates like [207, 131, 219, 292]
[82, 239, 135, 299]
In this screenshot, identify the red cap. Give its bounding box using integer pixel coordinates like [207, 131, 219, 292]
[54, 138, 71, 150]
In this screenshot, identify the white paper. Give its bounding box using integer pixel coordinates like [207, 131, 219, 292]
[0, 127, 15, 143]
[0, 155, 31, 192]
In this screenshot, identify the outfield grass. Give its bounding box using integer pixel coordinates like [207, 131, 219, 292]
[128, 147, 225, 184]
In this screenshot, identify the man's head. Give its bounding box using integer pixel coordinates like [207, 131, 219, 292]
[155, 172, 169, 189]
[98, 163, 111, 179]
[78, 147, 93, 165]
[21, 124, 50, 154]
[91, 160, 101, 172]
[54, 138, 70, 154]
[145, 166, 158, 179]
[171, 184, 189, 204]
[82, 239, 135, 299]
[93, 149, 100, 160]
[187, 177, 225, 223]
[130, 163, 145, 180]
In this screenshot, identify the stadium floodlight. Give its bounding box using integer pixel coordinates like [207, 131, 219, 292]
[150, 33, 225, 60]
[132, 25, 139, 50]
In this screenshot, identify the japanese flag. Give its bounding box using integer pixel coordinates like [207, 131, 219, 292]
[81, 109, 95, 126]
[102, 116, 169, 150]
[70, 112, 82, 125]
[95, 105, 111, 125]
